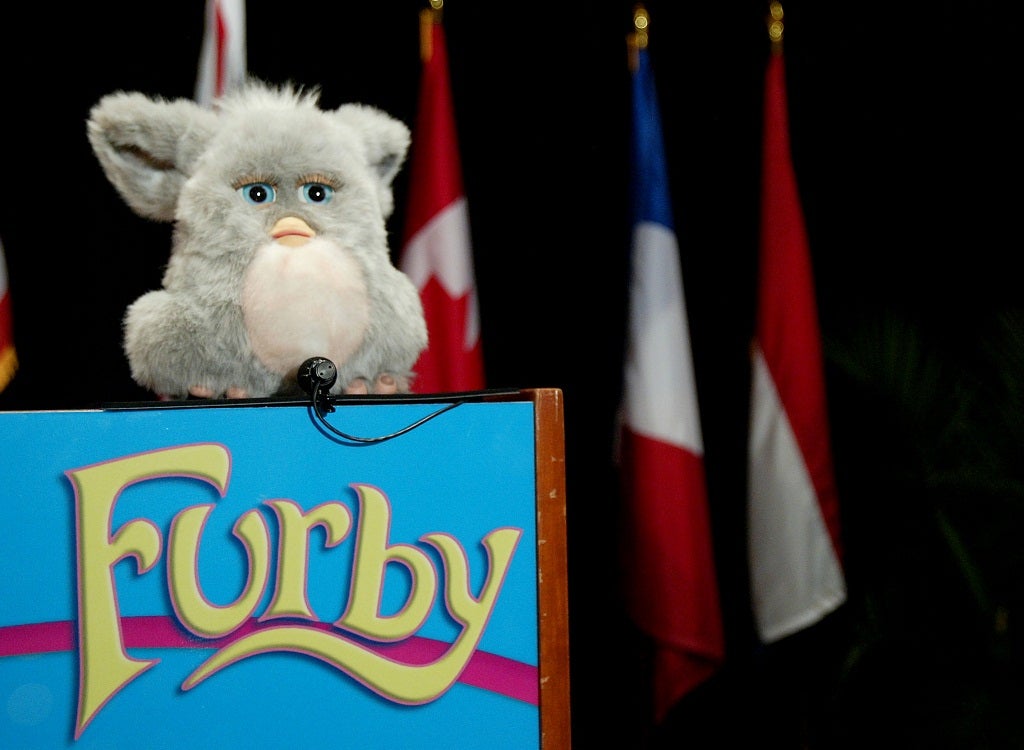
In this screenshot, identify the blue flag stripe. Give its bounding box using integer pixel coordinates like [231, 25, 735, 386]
[631, 48, 674, 231]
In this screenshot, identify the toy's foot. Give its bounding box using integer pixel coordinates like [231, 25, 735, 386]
[344, 374, 404, 395]
[187, 385, 250, 399]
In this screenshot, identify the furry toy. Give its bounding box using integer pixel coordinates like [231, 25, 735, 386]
[87, 80, 427, 399]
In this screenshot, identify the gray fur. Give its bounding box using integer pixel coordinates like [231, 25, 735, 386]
[87, 80, 427, 399]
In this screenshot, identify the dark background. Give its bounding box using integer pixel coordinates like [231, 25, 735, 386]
[3, 2, 1024, 747]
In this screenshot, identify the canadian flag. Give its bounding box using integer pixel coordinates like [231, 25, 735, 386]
[195, 0, 247, 108]
[399, 8, 484, 393]
[747, 46, 846, 644]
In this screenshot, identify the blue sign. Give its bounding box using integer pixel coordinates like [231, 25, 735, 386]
[0, 398, 540, 748]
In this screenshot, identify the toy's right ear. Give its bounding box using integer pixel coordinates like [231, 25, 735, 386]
[87, 92, 217, 222]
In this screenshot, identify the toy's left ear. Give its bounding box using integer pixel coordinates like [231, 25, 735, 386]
[334, 103, 411, 218]
[87, 92, 219, 222]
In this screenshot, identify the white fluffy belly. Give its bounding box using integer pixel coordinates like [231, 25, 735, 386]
[241, 237, 371, 375]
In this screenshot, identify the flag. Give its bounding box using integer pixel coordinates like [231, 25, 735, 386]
[0, 236, 16, 392]
[195, 0, 247, 108]
[747, 41, 846, 645]
[618, 22, 724, 723]
[399, 7, 484, 393]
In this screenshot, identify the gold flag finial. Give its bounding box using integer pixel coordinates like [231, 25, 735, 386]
[420, 1, 443, 63]
[767, 1, 784, 50]
[627, 4, 649, 72]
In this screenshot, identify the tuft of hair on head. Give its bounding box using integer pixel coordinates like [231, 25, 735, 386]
[216, 78, 323, 115]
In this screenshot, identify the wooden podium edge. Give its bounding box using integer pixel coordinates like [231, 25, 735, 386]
[524, 388, 572, 748]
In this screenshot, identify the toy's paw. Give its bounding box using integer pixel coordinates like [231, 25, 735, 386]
[187, 385, 250, 399]
[344, 373, 407, 395]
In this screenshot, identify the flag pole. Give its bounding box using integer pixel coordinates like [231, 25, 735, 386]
[767, 1, 784, 52]
[627, 4, 649, 73]
[420, 0, 443, 63]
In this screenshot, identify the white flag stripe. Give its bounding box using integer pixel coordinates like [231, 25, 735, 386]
[401, 198, 479, 350]
[623, 221, 703, 453]
[748, 345, 847, 642]
[401, 198, 474, 294]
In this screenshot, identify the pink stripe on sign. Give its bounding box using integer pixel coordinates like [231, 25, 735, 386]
[0, 620, 74, 655]
[0, 617, 538, 705]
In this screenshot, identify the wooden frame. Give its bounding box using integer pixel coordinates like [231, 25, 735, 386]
[527, 388, 572, 748]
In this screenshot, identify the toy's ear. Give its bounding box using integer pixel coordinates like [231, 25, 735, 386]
[334, 103, 411, 218]
[87, 92, 218, 222]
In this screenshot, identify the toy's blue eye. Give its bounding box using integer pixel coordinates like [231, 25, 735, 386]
[300, 182, 334, 204]
[238, 182, 276, 205]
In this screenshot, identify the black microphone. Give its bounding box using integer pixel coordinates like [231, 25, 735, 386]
[297, 357, 337, 404]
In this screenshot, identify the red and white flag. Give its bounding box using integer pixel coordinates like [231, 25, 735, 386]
[0, 236, 16, 392]
[399, 8, 484, 393]
[195, 0, 247, 108]
[747, 46, 846, 644]
[619, 36, 724, 722]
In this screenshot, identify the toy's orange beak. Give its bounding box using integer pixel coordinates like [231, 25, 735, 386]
[271, 217, 316, 247]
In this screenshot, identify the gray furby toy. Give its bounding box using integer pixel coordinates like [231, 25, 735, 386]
[87, 80, 427, 400]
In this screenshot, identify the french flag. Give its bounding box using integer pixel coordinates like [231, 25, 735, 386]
[619, 38, 725, 722]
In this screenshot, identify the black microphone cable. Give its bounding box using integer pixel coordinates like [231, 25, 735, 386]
[298, 357, 463, 445]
